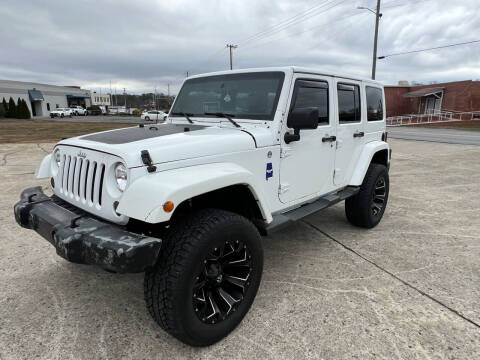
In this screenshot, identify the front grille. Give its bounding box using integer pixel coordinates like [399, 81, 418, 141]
[58, 155, 106, 207]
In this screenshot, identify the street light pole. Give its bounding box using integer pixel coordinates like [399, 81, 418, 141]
[358, 0, 382, 80]
[372, 0, 382, 80]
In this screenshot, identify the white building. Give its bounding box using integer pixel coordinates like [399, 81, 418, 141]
[0, 80, 91, 118]
[91, 92, 111, 106]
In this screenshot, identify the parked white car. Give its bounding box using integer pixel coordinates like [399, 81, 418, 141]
[141, 110, 168, 122]
[70, 106, 87, 116]
[15, 66, 390, 347]
[50, 108, 72, 118]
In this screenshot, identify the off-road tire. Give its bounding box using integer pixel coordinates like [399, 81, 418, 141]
[345, 163, 389, 228]
[144, 208, 263, 346]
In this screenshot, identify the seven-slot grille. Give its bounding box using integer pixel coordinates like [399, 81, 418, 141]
[58, 154, 106, 207]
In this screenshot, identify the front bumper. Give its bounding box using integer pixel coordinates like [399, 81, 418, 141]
[14, 187, 162, 273]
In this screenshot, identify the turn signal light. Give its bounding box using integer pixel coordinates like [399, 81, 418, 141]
[163, 201, 174, 213]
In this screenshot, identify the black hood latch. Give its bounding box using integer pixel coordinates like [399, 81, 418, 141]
[141, 150, 157, 173]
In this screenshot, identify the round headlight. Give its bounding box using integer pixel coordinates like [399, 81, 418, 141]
[54, 149, 61, 167]
[114, 163, 128, 191]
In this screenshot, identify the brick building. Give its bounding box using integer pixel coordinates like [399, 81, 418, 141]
[385, 80, 480, 117]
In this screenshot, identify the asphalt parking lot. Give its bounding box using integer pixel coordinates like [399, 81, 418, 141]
[44, 115, 147, 123]
[1, 138, 479, 359]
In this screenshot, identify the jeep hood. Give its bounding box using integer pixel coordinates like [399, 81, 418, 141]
[57, 123, 267, 168]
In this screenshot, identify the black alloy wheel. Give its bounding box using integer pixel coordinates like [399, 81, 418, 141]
[144, 209, 263, 346]
[371, 176, 387, 217]
[345, 163, 389, 228]
[192, 239, 252, 324]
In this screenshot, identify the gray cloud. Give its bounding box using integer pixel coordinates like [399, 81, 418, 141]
[1, 0, 479, 94]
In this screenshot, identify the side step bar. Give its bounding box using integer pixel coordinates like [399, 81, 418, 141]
[265, 186, 360, 234]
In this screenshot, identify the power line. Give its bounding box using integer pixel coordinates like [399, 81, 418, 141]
[238, 0, 333, 45]
[379, 39, 480, 59]
[238, 0, 348, 47]
[237, 11, 364, 53]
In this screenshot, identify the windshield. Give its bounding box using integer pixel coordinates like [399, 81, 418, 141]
[171, 72, 285, 121]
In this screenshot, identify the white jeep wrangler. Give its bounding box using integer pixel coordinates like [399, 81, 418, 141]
[14, 67, 390, 346]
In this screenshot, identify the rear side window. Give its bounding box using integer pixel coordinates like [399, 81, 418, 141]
[291, 80, 329, 125]
[338, 83, 361, 123]
[366, 86, 384, 121]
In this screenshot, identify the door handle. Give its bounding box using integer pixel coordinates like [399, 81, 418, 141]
[322, 135, 336, 142]
[353, 131, 364, 138]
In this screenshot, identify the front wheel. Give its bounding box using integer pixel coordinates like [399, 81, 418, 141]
[144, 209, 263, 346]
[345, 163, 389, 228]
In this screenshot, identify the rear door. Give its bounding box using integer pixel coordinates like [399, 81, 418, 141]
[279, 75, 337, 203]
[334, 80, 366, 186]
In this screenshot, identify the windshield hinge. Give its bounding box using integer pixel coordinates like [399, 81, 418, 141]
[141, 150, 157, 173]
[279, 183, 290, 194]
[280, 147, 292, 158]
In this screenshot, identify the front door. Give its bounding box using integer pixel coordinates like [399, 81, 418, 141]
[279, 75, 336, 204]
[334, 80, 366, 186]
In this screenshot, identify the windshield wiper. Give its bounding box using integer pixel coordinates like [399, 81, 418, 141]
[204, 112, 241, 128]
[171, 111, 194, 124]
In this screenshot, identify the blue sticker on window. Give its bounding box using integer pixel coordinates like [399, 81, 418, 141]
[266, 162, 273, 180]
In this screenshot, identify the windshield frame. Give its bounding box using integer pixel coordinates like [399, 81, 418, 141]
[170, 71, 286, 121]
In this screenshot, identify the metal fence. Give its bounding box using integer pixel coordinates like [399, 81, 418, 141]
[386, 110, 480, 127]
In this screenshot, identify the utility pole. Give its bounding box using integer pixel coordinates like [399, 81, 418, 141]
[167, 83, 170, 97]
[186, 71, 189, 78]
[123, 88, 127, 112]
[371, 0, 381, 80]
[226, 44, 238, 70]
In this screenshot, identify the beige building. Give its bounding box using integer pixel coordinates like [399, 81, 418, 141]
[91, 92, 111, 106]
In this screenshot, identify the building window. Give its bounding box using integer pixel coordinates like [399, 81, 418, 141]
[338, 83, 361, 123]
[366, 87, 384, 121]
[47, 103, 50, 111]
[290, 80, 329, 125]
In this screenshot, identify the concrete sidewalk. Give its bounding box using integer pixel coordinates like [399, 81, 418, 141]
[0, 139, 479, 359]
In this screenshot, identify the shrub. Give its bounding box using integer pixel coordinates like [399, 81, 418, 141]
[7, 97, 16, 118]
[132, 108, 142, 117]
[87, 105, 102, 115]
[0, 103, 5, 118]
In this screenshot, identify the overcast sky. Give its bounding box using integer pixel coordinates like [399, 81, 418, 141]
[1, 0, 479, 94]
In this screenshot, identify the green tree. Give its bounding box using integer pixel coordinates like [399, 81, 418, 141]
[16, 99, 31, 119]
[16, 98, 23, 119]
[7, 97, 16, 118]
[1, 98, 7, 114]
[0, 102, 5, 118]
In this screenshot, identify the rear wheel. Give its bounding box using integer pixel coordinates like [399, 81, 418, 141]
[144, 209, 263, 346]
[145, 116, 150, 121]
[345, 163, 389, 228]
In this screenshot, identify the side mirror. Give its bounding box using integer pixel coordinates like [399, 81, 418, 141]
[284, 107, 319, 144]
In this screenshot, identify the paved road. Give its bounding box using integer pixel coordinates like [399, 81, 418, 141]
[1, 139, 480, 359]
[388, 126, 480, 145]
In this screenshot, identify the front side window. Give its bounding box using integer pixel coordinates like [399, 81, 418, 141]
[338, 83, 361, 123]
[171, 72, 285, 120]
[290, 80, 329, 125]
[366, 86, 384, 121]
